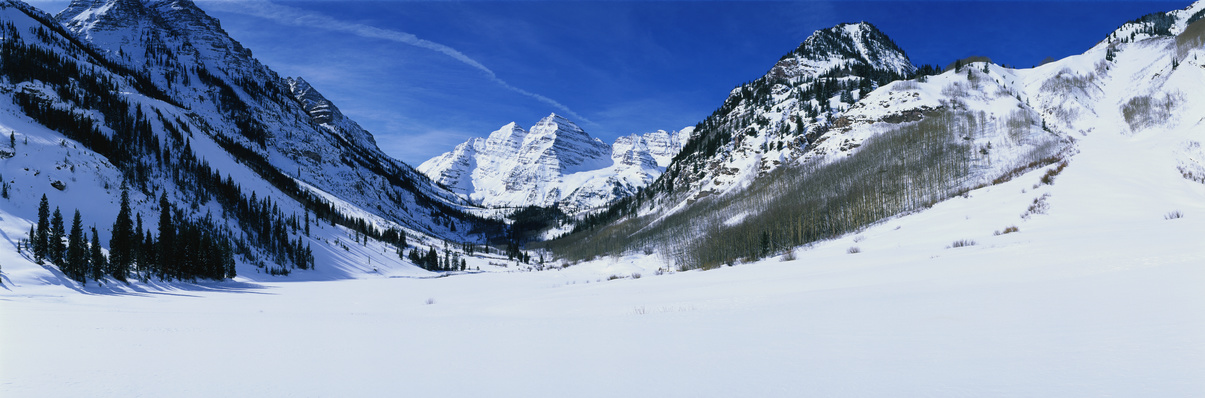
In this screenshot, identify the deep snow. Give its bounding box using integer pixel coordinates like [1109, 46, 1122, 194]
[3, 118, 1203, 396]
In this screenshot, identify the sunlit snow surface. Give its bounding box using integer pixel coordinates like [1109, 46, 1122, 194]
[3, 120, 1203, 396]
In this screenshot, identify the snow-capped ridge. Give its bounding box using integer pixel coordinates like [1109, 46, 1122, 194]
[419, 115, 690, 212]
[1099, 0, 1205, 45]
[776, 21, 916, 78]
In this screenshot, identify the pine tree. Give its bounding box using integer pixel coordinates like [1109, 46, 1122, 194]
[142, 232, 156, 281]
[66, 210, 87, 283]
[157, 193, 174, 279]
[90, 227, 108, 282]
[34, 194, 49, 263]
[134, 213, 144, 278]
[425, 247, 438, 271]
[408, 248, 421, 265]
[110, 186, 134, 277]
[49, 207, 65, 266]
[223, 238, 237, 279]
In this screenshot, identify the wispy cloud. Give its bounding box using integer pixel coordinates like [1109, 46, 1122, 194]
[202, 0, 594, 126]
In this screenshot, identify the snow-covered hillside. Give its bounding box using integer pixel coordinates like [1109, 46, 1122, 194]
[419, 113, 691, 213]
[552, 2, 1205, 270]
[0, 0, 507, 287]
[52, 0, 483, 239]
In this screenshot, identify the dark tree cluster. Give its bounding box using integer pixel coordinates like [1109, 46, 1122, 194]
[407, 245, 466, 272]
[25, 187, 240, 285]
[24, 194, 109, 284]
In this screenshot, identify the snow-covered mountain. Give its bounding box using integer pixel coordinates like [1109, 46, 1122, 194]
[553, 2, 1205, 269]
[51, 0, 480, 235]
[0, 0, 505, 283]
[418, 113, 691, 212]
[644, 22, 919, 212]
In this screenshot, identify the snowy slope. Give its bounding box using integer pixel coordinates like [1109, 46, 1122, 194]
[0, 0, 508, 289]
[556, 3, 1204, 268]
[52, 0, 484, 239]
[419, 113, 692, 213]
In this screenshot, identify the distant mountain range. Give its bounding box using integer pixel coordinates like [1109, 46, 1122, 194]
[418, 113, 690, 213]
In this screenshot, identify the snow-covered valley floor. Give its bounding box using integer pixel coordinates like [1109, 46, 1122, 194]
[3, 123, 1204, 397]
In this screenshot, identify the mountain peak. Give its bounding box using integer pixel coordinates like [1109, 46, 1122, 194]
[57, 0, 253, 67]
[530, 113, 587, 139]
[783, 21, 913, 76]
[58, 0, 147, 31]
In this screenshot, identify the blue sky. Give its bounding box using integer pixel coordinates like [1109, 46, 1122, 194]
[30, 0, 1188, 165]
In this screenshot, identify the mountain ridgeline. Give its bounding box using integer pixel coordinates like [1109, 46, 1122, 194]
[549, 22, 933, 241]
[542, 3, 1205, 269]
[0, 0, 503, 283]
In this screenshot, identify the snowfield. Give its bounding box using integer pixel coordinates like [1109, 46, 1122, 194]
[4, 121, 1203, 396]
[4, 1, 1205, 396]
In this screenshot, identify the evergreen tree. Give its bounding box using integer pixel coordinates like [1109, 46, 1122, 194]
[425, 247, 438, 271]
[110, 186, 134, 277]
[142, 232, 156, 281]
[49, 207, 65, 266]
[34, 194, 49, 263]
[66, 210, 87, 283]
[408, 248, 422, 266]
[157, 193, 174, 279]
[134, 213, 144, 278]
[90, 227, 108, 282]
[222, 238, 237, 279]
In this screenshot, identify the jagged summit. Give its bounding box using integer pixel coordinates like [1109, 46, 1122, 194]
[773, 21, 915, 79]
[522, 113, 610, 174]
[647, 21, 919, 212]
[57, 0, 147, 32]
[418, 115, 691, 212]
[58, 0, 257, 73]
[531, 113, 576, 133]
